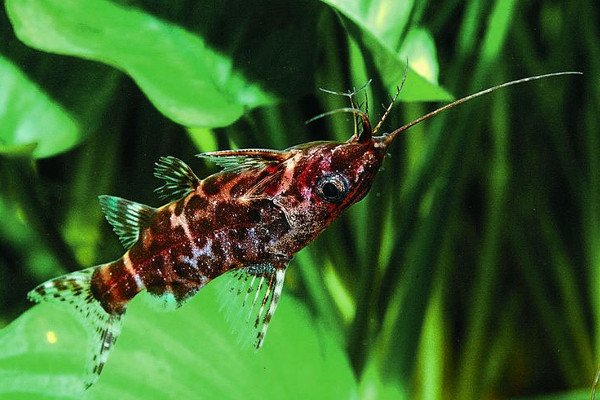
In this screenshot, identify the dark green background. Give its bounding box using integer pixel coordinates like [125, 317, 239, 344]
[0, 0, 596, 399]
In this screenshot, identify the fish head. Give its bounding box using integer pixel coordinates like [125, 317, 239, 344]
[271, 135, 389, 241]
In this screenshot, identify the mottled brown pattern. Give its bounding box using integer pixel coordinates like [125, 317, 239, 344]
[174, 199, 185, 216]
[90, 261, 137, 314]
[141, 256, 168, 291]
[201, 177, 220, 195]
[229, 174, 261, 197]
[186, 193, 209, 211]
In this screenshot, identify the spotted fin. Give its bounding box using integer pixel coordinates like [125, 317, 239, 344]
[220, 264, 287, 349]
[154, 156, 200, 201]
[28, 265, 126, 389]
[98, 195, 156, 249]
[199, 149, 291, 174]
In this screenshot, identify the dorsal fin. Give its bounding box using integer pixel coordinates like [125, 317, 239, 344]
[154, 156, 200, 201]
[98, 195, 156, 249]
[219, 263, 287, 349]
[198, 149, 291, 174]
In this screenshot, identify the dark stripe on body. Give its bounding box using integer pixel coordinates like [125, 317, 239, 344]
[90, 260, 140, 314]
[93, 182, 293, 313]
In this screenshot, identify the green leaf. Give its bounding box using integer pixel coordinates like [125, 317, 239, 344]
[324, 0, 414, 46]
[0, 276, 357, 399]
[5, 0, 321, 128]
[0, 3, 120, 159]
[0, 56, 78, 159]
[399, 28, 440, 84]
[321, 0, 452, 101]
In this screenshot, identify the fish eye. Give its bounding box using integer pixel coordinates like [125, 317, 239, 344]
[316, 173, 349, 203]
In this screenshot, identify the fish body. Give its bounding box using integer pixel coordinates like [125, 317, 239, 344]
[26, 71, 580, 388]
[29, 138, 387, 387]
[92, 139, 386, 313]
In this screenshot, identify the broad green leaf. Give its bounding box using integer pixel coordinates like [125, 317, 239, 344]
[324, 0, 414, 46]
[321, 0, 452, 101]
[0, 4, 120, 158]
[0, 56, 77, 158]
[6, 0, 320, 128]
[399, 28, 439, 84]
[0, 275, 357, 399]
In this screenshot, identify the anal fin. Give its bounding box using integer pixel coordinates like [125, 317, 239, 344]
[220, 264, 287, 349]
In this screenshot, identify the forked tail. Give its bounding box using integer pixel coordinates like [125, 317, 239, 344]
[28, 266, 125, 389]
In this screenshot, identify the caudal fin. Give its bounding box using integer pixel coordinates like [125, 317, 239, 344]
[28, 266, 125, 389]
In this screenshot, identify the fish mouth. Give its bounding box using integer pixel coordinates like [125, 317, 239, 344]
[373, 133, 395, 151]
